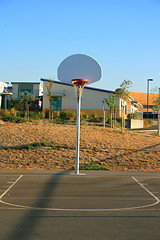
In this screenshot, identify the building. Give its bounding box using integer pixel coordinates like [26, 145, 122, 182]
[11, 82, 43, 98]
[130, 92, 159, 111]
[130, 92, 159, 118]
[11, 82, 43, 110]
[41, 79, 140, 118]
[0, 82, 12, 109]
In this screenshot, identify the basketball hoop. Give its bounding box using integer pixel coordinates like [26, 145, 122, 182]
[72, 79, 88, 87]
[57, 54, 102, 175]
[72, 79, 88, 98]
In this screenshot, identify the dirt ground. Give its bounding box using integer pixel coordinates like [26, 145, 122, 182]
[0, 121, 159, 171]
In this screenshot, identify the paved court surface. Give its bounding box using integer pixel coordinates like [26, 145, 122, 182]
[0, 170, 160, 240]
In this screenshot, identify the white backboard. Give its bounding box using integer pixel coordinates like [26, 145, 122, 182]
[57, 54, 102, 85]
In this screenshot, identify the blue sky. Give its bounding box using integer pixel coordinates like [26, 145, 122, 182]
[0, 0, 159, 92]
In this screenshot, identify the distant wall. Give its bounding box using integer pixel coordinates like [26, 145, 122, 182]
[130, 119, 144, 129]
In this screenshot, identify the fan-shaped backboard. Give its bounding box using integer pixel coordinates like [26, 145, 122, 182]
[57, 54, 102, 85]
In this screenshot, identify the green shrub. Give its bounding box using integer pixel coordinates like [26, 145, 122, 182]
[116, 117, 122, 123]
[0, 109, 10, 117]
[29, 111, 43, 120]
[69, 111, 76, 120]
[44, 110, 49, 118]
[52, 111, 60, 119]
[16, 111, 25, 118]
[107, 117, 122, 127]
[147, 119, 153, 125]
[99, 115, 109, 123]
[10, 108, 17, 117]
[80, 119, 88, 125]
[51, 118, 68, 124]
[81, 113, 88, 120]
[89, 112, 99, 122]
[2, 116, 27, 123]
[128, 113, 143, 120]
[59, 111, 70, 120]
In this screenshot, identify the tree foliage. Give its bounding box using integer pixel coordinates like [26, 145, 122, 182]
[153, 97, 160, 110]
[19, 91, 36, 120]
[9, 98, 21, 109]
[44, 80, 54, 120]
[115, 79, 132, 133]
[115, 79, 132, 100]
[19, 91, 36, 109]
[103, 95, 117, 110]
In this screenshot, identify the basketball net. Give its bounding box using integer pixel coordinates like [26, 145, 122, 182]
[72, 79, 88, 98]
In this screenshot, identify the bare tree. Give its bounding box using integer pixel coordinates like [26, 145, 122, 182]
[44, 79, 54, 120]
[19, 91, 36, 121]
[153, 88, 160, 136]
[115, 79, 132, 133]
[103, 95, 117, 128]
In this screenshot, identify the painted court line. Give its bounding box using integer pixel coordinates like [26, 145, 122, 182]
[0, 176, 159, 212]
[0, 175, 23, 199]
[132, 177, 160, 203]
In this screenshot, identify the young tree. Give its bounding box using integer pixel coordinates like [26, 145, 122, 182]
[9, 98, 21, 109]
[44, 79, 54, 120]
[19, 91, 36, 120]
[115, 79, 132, 133]
[116, 79, 132, 100]
[103, 95, 117, 128]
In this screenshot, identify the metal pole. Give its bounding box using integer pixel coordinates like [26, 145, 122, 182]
[147, 79, 153, 118]
[158, 110, 160, 136]
[147, 80, 149, 114]
[75, 88, 81, 174]
[158, 88, 160, 136]
[103, 107, 106, 128]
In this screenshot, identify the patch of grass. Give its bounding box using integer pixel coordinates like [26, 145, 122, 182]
[5, 141, 53, 150]
[1, 141, 73, 151]
[80, 164, 109, 170]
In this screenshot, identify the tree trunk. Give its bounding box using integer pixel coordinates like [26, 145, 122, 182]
[103, 107, 106, 128]
[111, 111, 113, 128]
[114, 106, 116, 129]
[158, 110, 160, 136]
[25, 103, 29, 121]
[49, 100, 51, 120]
[122, 105, 125, 134]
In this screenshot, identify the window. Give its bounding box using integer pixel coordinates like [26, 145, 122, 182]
[125, 105, 127, 114]
[18, 89, 34, 98]
[51, 96, 62, 111]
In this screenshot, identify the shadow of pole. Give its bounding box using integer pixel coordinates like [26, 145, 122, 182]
[5, 169, 71, 240]
[110, 143, 160, 160]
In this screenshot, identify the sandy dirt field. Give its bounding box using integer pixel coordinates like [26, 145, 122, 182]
[0, 121, 159, 171]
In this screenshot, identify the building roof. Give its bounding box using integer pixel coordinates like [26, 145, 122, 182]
[0, 92, 12, 95]
[130, 92, 159, 106]
[131, 100, 143, 108]
[41, 78, 116, 94]
[11, 82, 41, 84]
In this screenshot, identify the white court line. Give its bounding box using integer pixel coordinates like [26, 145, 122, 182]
[132, 177, 160, 203]
[0, 175, 23, 199]
[0, 176, 159, 212]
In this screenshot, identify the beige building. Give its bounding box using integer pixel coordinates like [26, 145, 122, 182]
[11, 82, 43, 99]
[0, 82, 11, 109]
[11, 82, 43, 110]
[41, 79, 140, 118]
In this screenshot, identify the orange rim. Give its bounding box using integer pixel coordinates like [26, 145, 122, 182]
[71, 79, 88, 87]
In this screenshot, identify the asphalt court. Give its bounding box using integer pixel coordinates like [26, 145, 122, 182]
[0, 170, 160, 240]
